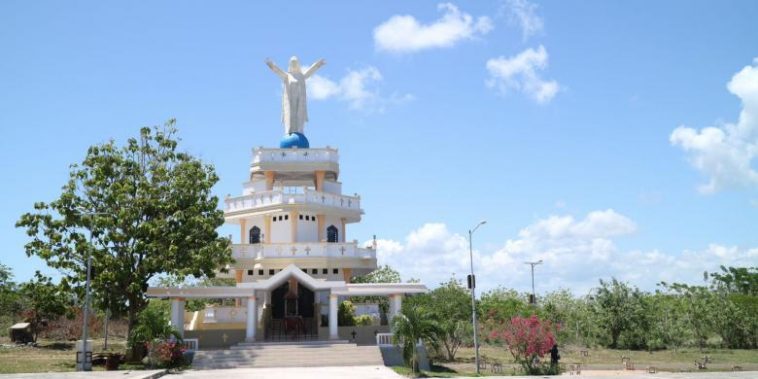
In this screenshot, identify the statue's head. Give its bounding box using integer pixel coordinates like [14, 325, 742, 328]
[288, 56, 301, 73]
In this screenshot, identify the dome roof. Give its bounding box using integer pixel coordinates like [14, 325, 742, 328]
[280, 132, 310, 149]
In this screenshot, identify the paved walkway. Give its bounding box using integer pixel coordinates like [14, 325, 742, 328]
[0, 370, 164, 379]
[174, 366, 401, 378]
[2, 368, 755, 379]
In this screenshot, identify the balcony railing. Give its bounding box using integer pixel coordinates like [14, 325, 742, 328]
[225, 189, 360, 212]
[232, 242, 375, 260]
[252, 147, 339, 165]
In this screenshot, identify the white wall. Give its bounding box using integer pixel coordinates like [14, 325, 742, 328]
[296, 213, 318, 242]
[243, 180, 267, 195]
[270, 213, 291, 243]
[322, 180, 342, 194]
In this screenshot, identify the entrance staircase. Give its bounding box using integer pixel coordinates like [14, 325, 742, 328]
[191, 340, 385, 369]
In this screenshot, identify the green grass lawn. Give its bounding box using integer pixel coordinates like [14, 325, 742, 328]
[397, 344, 758, 377]
[0, 338, 131, 374]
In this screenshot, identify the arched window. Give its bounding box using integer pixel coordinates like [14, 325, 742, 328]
[327, 225, 338, 243]
[249, 226, 261, 244]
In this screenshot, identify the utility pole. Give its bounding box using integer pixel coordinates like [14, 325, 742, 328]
[524, 260, 543, 305]
[468, 220, 486, 375]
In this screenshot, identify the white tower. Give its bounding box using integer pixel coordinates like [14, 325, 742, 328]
[223, 145, 376, 283]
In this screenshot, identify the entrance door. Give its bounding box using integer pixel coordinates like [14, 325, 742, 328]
[268, 280, 316, 341]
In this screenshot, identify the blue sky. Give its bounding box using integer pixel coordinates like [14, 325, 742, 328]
[1, 0, 756, 294]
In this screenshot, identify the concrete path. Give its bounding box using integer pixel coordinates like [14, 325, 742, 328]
[0, 370, 164, 379]
[173, 365, 401, 378]
[461, 371, 758, 379]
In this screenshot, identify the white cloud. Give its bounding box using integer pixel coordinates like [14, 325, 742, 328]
[370, 211, 755, 295]
[373, 3, 493, 53]
[486, 45, 560, 104]
[670, 58, 758, 193]
[309, 67, 413, 112]
[502, 0, 544, 41]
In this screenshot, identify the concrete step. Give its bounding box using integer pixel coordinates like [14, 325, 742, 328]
[192, 341, 384, 370]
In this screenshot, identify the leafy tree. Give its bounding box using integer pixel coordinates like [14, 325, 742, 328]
[351, 265, 401, 323]
[490, 315, 557, 375]
[392, 305, 440, 374]
[129, 301, 182, 357]
[710, 266, 758, 295]
[0, 262, 20, 317]
[338, 300, 357, 326]
[19, 271, 71, 342]
[590, 278, 646, 348]
[16, 121, 232, 356]
[406, 278, 471, 361]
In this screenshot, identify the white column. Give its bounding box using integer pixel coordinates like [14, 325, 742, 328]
[329, 293, 338, 340]
[388, 294, 402, 321]
[170, 298, 185, 338]
[246, 295, 257, 342]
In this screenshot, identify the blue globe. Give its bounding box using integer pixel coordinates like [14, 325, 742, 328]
[279, 132, 310, 149]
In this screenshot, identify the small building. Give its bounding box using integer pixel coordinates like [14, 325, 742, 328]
[9, 323, 33, 344]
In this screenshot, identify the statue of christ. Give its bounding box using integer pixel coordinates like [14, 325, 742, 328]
[266, 56, 326, 135]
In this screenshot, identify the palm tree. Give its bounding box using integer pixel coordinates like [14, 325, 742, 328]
[391, 306, 440, 374]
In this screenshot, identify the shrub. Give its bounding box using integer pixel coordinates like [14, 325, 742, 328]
[490, 315, 558, 375]
[338, 300, 356, 326]
[355, 314, 374, 326]
[144, 339, 185, 368]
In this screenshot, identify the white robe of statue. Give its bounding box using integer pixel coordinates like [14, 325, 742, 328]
[266, 56, 326, 135]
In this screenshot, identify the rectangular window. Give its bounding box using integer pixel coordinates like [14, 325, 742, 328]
[272, 217, 276, 222]
[278, 215, 283, 221]
[301, 268, 307, 273]
[311, 269, 318, 275]
[285, 215, 289, 220]
[332, 268, 339, 274]
[258, 269, 264, 276]
[322, 268, 328, 275]
[269, 269, 275, 275]
[247, 270, 253, 275]
[299, 214, 303, 220]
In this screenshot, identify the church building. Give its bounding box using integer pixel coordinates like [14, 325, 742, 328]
[147, 57, 427, 348]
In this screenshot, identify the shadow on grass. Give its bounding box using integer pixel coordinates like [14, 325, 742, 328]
[41, 342, 74, 351]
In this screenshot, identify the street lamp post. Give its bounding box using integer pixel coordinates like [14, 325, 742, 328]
[524, 260, 543, 305]
[77, 210, 110, 371]
[468, 220, 486, 375]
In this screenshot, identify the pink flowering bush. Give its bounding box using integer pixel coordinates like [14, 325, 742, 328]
[490, 315, 558, 375]
[144, 339, 186, 369]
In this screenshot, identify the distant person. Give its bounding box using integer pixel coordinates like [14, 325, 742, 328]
[550, 344, 560, 367]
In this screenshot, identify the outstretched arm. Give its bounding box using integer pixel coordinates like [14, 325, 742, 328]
[303, 58, 326, 79]
[265, 59, 288, 80]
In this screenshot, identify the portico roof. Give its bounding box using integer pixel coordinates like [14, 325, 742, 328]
[147, 264, 427, 299]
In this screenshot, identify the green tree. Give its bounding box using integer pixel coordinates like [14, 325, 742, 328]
[407, 278, 471, 361]
[0, 263, 20, 315]
[0, 263, 22, 336]
[392, 305, 440, 374]
[128, 300, 181, 354]
[659, 282, 716, 348]
[351, 265, 401, 323]
[338, 300, 357, 326]
[16, 121, 232, 355]
[591, 278, 646, 348]
[19, 271, 71, 342]
[710, 266, 758, 295]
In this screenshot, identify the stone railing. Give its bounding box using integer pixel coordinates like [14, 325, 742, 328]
[232, 242, 375, 260]
[225, 189, 360, 212]
[252, 147, 339, 165]
[376, 332, 394, 347]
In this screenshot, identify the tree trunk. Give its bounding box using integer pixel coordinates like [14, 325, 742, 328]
[125, 298, 144, 362]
